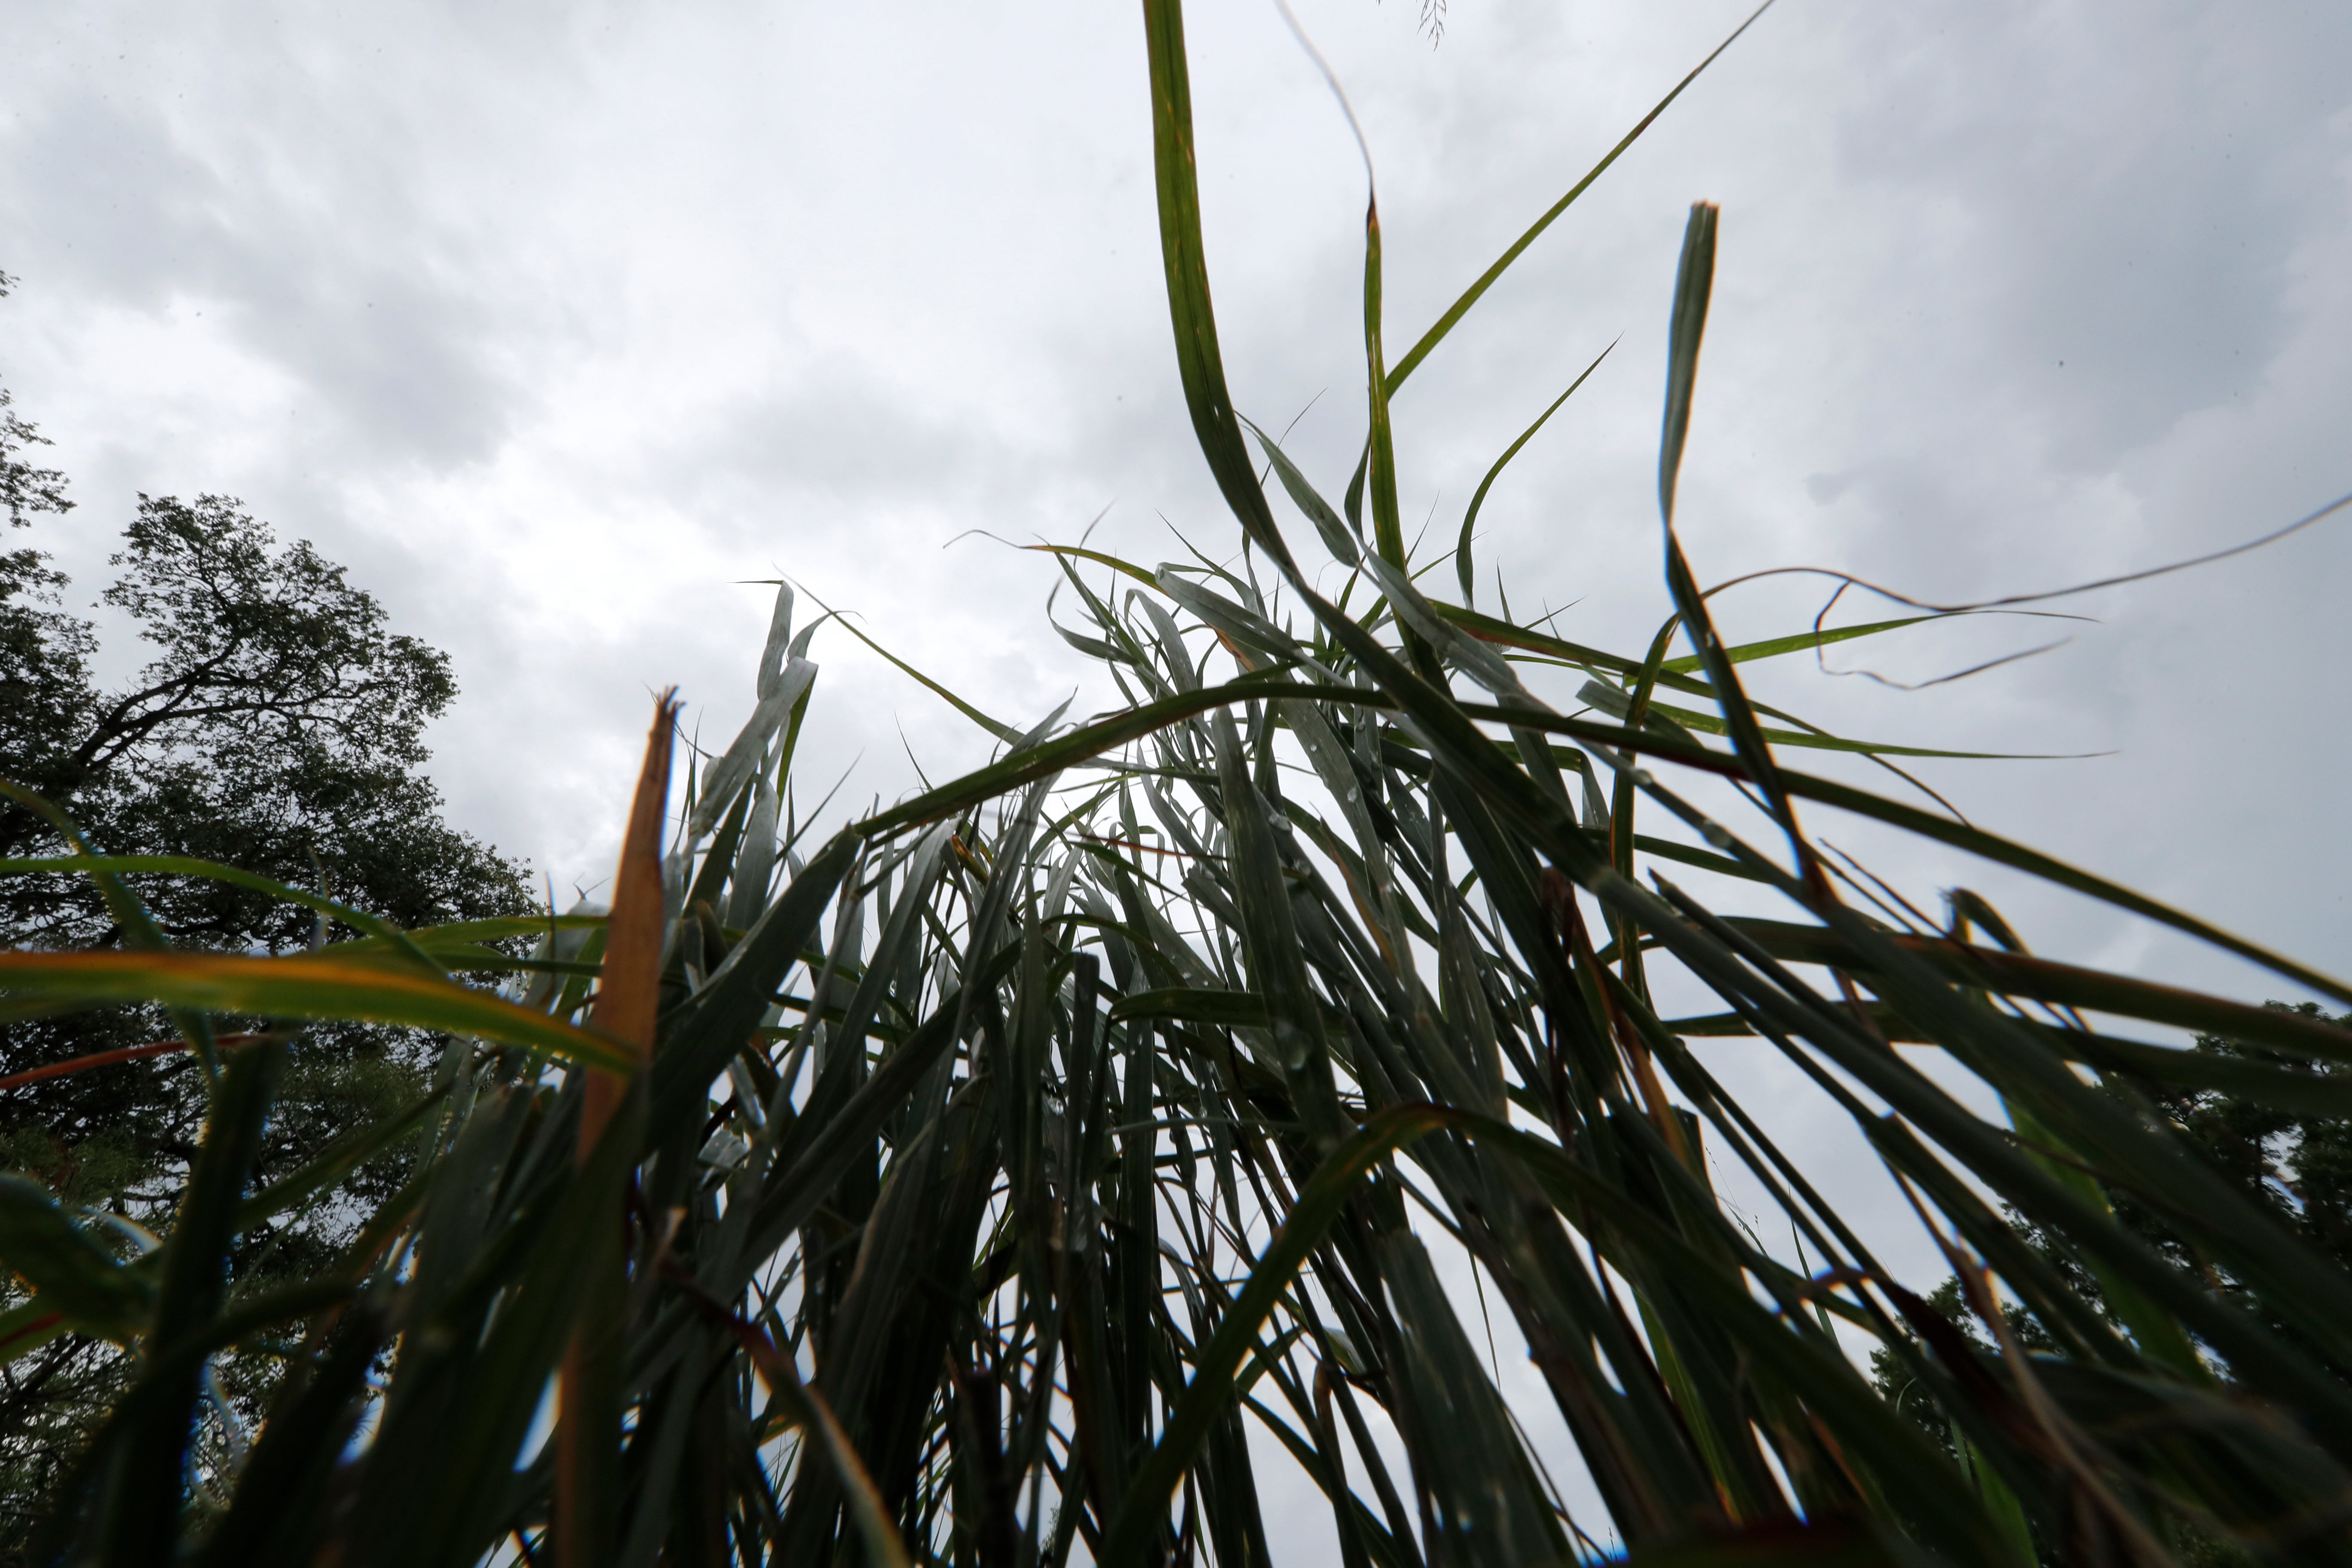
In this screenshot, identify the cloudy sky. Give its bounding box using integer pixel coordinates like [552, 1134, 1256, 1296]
[6, 0, 2349, 1544]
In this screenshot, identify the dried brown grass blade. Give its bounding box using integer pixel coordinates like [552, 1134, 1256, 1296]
[559, 690, 677, 1568]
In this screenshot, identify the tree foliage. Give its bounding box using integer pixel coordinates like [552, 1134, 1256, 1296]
[0, 309, 531, 1548]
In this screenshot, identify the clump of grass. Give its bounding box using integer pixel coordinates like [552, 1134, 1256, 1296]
[5, 3, 2351, 1565]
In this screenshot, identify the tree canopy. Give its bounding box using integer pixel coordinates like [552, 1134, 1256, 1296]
[0, 315, 532, 1545]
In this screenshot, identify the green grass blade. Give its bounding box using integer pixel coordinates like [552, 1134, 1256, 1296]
[0, 779, 224, 1078]
[1383, 1, 1777, 395]
[823, 606, 1020, 743]
[2, 854, 446, 971]
[1448, 702, 2352, 1005]
[1362, 197, 1407, 573]
[1456, 340, 1613, 604]
[855, 677, 1360, 838]
[1099, 1106, 1452, 1566]
[1249, 421, 1362, 566]
[1142, 0, 1298, 575]
[1721, 919, 2352, 1059]
[0, 1174, 155, 1339]
[649, 829, 861, 1146]
[1658, 615, 1950, 674]
[99, 1038, 286, 1567]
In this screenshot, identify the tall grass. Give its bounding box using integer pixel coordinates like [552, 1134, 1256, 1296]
[6, 2, 2351, 1563]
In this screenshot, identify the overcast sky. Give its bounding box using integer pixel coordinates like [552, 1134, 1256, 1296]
[6, 0, 2350, 1547]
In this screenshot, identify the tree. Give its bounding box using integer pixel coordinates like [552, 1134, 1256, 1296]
[0, 279, 71, 537]
[0, 310, 534, 1545]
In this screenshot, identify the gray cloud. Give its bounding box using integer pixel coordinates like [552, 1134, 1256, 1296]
[5, 93, 523, 470]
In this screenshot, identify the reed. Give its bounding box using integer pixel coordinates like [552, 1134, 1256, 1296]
[4, 3, 2348, 1563]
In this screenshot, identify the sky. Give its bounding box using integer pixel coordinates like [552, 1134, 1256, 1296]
[6, 0, 2350, 1550]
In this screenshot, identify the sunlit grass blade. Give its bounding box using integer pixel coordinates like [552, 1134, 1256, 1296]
[1, 778, 225, 1079]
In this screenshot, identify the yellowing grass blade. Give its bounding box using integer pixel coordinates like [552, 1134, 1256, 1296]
[0, 952, 634, 1072]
